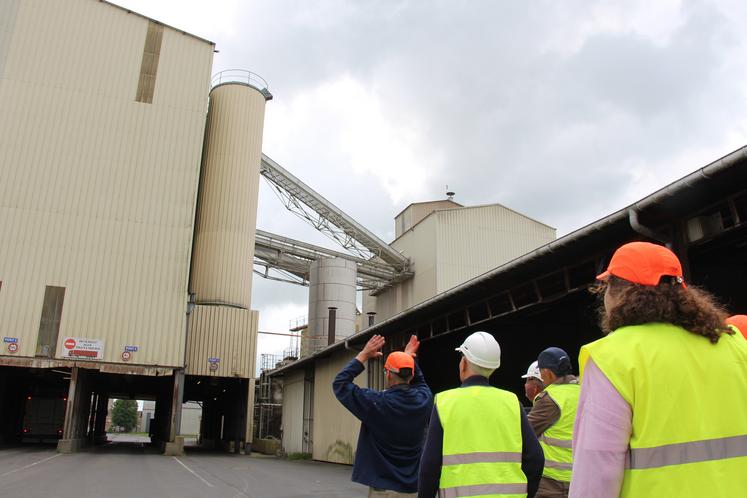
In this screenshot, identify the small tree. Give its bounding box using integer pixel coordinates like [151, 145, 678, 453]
[111, 399, 138, 432]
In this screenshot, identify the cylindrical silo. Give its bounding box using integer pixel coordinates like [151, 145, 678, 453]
[305, 258, 357, 355]
[190, 72, 271, 308]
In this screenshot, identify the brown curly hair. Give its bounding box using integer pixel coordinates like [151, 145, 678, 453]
[593, 276, 733, 344]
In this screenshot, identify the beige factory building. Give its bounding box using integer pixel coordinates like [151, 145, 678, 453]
[0, 0, 269, 454]
[282, 200, 555, 462]
[365, 200, 556, 323]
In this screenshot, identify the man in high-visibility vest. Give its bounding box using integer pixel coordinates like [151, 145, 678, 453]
[521, 361, 544, 409]
[418, 331, 544, 498]
[569, 241, 747, 498]
[527, 347, 579, 498]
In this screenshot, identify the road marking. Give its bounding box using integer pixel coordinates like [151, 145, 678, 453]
[0, 453, 62, 478]
[173, 457, 214, 488]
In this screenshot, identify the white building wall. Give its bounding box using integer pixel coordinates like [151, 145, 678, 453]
[312, 350, 363, 464]
[436, 205, 556, 292]
[281, 369, 305, 455]
[366, 204, 555, 322]
[372, 215, 438, 322]
[0, 0, 213, 366]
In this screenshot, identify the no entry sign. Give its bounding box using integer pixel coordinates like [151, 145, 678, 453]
[61, 337, 105, 360]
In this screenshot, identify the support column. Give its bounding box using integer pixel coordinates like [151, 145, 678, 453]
[94, 394, 108, 444]
[244, 378, 255, 454]
[58, 367, 91, 453]
[164, 369, 185, 455]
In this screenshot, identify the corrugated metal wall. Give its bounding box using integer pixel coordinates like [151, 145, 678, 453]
[189, 83, 266, 309]
[312, 350, 363, 464]
[372, 215, 438, 321]
[281, 369, 306, 455]
[366, 205, 555, 322]
[436, 205, 556, 292]
[0, 0, 213, 365]
[185, 305, 258, 378]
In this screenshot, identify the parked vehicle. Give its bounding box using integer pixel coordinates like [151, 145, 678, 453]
[21, 396, 66, 442]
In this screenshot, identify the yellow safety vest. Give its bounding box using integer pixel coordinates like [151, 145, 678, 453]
[436, 385, 527, 497]
[581, 323, 747, 497]
[539, 383, 579, 482]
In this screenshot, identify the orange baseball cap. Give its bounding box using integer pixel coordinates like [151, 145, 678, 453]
[385, 351, 414, 373]
[726, 315, 747, 339]
[597, 241, 685, 287]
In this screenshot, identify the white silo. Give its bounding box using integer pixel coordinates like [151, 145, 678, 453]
[190, 71, 271, 308]
[304, 258, 357, 355]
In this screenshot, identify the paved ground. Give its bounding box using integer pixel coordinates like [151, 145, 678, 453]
[0, 436, 367, 498]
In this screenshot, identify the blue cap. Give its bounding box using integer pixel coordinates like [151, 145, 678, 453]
[537, 347, 572, 375]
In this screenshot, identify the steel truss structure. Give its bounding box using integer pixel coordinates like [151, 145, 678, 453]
[255, 154, 413, 291]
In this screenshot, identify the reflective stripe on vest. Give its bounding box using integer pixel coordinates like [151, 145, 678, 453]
[438, 483, 528, 498]
[538, 383, 579, 483]
[436, 385, 527, 497]
[582, 323, 747, 498]
[627, 434, 747, 470]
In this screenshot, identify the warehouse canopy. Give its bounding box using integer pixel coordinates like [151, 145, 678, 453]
[270, 145, 747, 377]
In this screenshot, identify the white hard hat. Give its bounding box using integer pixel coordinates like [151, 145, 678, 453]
[455, 331, 501, 369]
[521, 361, 543, 382]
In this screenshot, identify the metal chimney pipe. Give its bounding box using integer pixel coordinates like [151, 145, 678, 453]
[327, 307, 337, 345]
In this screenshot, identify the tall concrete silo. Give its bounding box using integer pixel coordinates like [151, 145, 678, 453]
[186, 71, 271, 453]
[304, 258, 357, 356]
[190, 71, 271, 308]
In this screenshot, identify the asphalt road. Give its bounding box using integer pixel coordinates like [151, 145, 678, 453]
[0, 436, 367, 498]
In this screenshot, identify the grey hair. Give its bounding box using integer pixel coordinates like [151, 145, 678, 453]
[466, 359, 495, 379]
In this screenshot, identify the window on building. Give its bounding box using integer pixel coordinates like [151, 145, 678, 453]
[135, 21, 164, 104]
[36, 286, 65, 357]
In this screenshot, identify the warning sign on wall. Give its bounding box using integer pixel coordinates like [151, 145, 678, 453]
[61, 338, 105, 360]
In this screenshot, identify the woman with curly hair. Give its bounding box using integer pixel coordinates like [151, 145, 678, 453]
[568, 241, 747, 498]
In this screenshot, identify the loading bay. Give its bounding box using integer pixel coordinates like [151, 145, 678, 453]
[0, 435, 367, 498]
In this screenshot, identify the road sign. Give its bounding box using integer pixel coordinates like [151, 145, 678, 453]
[121, 351, 131, 361]
[124, 345, 139, 352]
[209, 362, 219, 371]
[208, 357, 220, 364]
[3, 337, 18, 343]
[61, 337, 105, 360]
[7, 343, 18, 354]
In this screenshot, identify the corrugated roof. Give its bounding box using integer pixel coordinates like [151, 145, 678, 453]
[269, 144, 747, 376]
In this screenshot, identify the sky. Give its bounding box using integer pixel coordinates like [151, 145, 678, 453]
[115, 0, 747, 362]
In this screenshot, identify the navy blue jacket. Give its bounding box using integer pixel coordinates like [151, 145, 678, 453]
[418, 375, 545, 498]
[333, 358, 433, 493]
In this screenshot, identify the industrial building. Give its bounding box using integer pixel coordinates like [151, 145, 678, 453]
[270, 147, 747, 464]
[0, 0, 270, 453]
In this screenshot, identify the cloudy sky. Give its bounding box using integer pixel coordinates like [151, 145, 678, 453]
[117, 0, 747, 360]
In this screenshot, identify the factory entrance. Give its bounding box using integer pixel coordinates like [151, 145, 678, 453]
[0, 362, 184, 453]
[183, 375, 253, 454]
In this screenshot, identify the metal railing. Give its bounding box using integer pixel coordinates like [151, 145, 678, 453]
[211, 69, 269, 91]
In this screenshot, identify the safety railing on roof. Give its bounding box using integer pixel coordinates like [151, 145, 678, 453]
[211, 69, 270, 94]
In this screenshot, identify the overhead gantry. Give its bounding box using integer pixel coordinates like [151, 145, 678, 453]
[255, 154, 413, 293]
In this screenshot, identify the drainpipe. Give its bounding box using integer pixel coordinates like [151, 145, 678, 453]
[628, 209, 671, 247]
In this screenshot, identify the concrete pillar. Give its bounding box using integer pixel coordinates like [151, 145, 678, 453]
[58, 367, 91, 453]
[245, 378, 255, 454]
[94, 394, 108, 444]
[164, 370, 185, 455]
